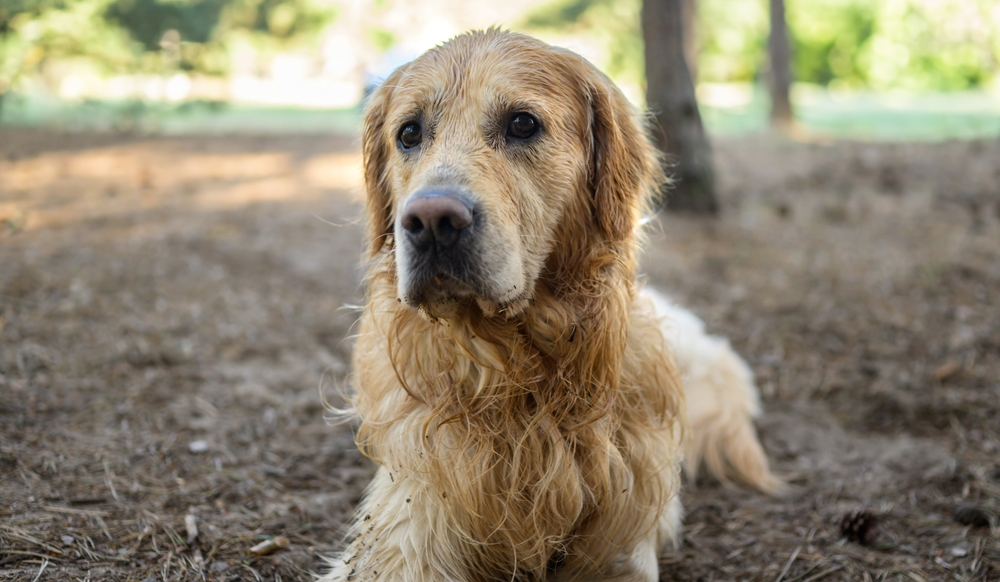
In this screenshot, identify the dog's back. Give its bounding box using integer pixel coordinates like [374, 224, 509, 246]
[643, 288, 783, 494]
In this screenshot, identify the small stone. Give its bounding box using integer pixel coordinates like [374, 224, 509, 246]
[950, 547, 968, 557]
[188, 440, 209, 453]
[60, 535, 75, 546]
[933, 361, 960, 381]
[249, 535, 290, 556]
[184, 514, 198, 543]
[210, 561, 229, 573]
[954, 503, 994, 528]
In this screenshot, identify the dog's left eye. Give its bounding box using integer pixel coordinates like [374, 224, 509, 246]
[398, 123, 422, 150]
[507, 113, 538, 140]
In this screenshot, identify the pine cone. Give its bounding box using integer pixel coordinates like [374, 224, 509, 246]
[954, 504, 995, 528]
[840, 509, 879, 545]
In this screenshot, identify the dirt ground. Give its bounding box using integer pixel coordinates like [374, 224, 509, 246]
[1, 128, 998, 581]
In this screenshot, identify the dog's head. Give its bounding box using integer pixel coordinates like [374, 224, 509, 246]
[362, 29, 661, 319]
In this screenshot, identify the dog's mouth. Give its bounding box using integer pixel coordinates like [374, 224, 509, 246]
[403, 269, 529, 319]
[404, 270, 478, 306]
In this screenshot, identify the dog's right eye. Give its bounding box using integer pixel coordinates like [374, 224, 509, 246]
[398, 123, 422, 150]
[507, 113, 538, 140]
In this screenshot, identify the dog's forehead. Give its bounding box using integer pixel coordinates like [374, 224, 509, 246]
[388, 33, 585, 120]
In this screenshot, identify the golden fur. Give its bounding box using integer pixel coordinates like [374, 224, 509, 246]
[323, 29, 779, 582]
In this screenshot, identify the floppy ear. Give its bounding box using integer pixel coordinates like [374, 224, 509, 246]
[361, 67, 406, 256]
[584, 68, 664, 242]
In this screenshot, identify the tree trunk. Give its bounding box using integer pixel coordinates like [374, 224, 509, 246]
[643, 0, 717, 214]
[682, 0, 697, 80]
[768, 0, 793, 128]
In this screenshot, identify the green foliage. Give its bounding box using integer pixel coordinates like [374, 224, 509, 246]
[218, 0, 334, 41]
[1, 0, 138, 94]
[696, 0, 767, 83]
[366, 26, 396, 52]
[867, 0, 998, 91]
[104, 0, 226, 50]
[103, 0, 336, 75]
[521, 0, 1000, 91]
[521, 0, 771, 86]
[0, 0, 335, 94]
[523, 0, 596, 28]
[1, 0, 46, 33]
[787, 0, 876, 87]
[788, 0, 999, 91]
[522, 0, 644, 86]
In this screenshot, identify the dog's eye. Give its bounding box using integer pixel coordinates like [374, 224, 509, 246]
[507, 113, 537, 140]
[398, 123, 422, 150]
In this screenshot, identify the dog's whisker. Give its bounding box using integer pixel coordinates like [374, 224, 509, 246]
[311, 212, 363, 228]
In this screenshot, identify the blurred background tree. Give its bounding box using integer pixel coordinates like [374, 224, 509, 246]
[1, 0, 137, 114]
[788, 0, 998, 91]
[642, 0, 717, 214]
[2, 0, 998, 133]
[0, 0, 335, 114]
[104, 0, 335, 75]
[521, 0, 1000, 90]
[768, 0, 792, 128]
[522, 0, 645, 89]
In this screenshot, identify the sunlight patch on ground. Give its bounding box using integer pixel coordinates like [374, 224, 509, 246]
[0, 146, 362, 233]
[303, 153, 363, 195]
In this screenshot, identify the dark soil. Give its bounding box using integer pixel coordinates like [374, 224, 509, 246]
[1, 128, 998, 581]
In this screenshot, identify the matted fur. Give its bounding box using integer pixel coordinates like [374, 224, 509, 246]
[323, 29, 778, 582]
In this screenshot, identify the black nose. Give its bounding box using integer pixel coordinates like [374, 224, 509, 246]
[401, 191, 473, 249]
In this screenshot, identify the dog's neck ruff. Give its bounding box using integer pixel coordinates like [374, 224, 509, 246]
[348, 250, 682, 579]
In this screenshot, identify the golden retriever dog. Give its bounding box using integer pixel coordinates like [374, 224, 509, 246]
[323, 29, 780, 582]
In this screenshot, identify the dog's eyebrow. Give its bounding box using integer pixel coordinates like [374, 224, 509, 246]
[485, 97, 543, 130]
[387, 108, 421, 130]
[388, 88, 447, 123]
[429, 89, 446, 111]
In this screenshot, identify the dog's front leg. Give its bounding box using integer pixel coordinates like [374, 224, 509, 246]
[320, 467, 466, 582]
[548, 537, 659, 582]
[550, 495, 681, 582]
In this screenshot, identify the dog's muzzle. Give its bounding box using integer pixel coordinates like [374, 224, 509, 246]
[398, 188, 484, 308]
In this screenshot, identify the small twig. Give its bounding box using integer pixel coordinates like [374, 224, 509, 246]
[94, 515, 113, 541]
[41, 505, 108, 517]
[162, 550, 173, 581]
[240, 562, 263, 581]
[120, 526, 150, 558]
[0, 550, 62, 561]
[0, 526, 65, 556]
[30, 559, 48, 582]
[103, 460, 120, 502]
[775, 545, 802, 582]
[801, 565, 844, 582]
[785, 560, 822, 582]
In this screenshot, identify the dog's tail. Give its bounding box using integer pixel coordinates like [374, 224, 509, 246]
[643, 289, 785, 495]
[679, 340, 785, 495]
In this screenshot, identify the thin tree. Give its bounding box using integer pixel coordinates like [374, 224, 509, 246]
[682, 0, 697, 80]
[768, 0, 794, 128]
[642, 0, 718, 214]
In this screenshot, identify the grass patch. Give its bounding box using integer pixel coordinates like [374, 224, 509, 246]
[2, 86, 999, 141]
